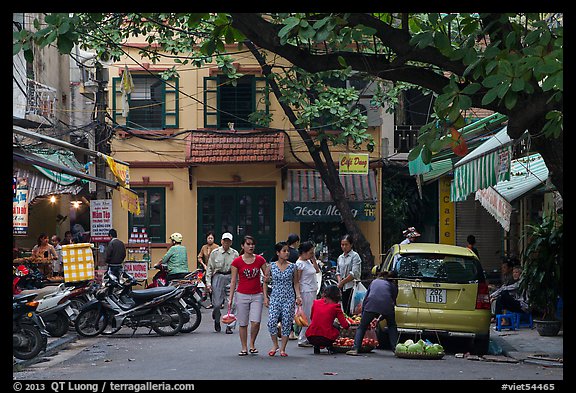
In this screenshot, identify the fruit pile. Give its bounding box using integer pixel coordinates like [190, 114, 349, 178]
[344, 314, 362, 325]
[395, 339, 444, 358]
[333, 337, 378, 351]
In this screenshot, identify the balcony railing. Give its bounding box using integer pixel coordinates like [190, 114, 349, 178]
[394, 124, 421, 153]
[26, 79, 57, 119]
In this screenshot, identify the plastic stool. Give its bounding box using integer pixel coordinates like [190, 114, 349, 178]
[512, 312, 533, 329]
[495, 313, 517, 331]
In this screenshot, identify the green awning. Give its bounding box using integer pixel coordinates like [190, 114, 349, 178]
[30, 150, 87, 186]
[450, 127, 513, 202]
[493, 153, 549, 202]
[409, 113, 508, 176]
[422, 158, 454, 183]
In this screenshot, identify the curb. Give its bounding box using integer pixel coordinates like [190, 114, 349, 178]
[14, 334, 78, 370]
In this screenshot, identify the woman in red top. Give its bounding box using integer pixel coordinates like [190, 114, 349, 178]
[229, 235, 268, 356]
[305, 285, 350, 354]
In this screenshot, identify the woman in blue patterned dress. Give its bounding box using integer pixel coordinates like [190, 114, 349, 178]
[263, 242, 302, 357]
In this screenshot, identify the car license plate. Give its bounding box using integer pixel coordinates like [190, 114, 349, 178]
[425, 288, 446, 303]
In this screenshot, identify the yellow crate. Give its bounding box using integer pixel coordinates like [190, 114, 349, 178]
[62, 243, 95, 282]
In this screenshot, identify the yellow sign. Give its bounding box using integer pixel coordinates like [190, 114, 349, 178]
[338, 153, 369, 175]
[439, 176, 455, 245]
[103, 154, 130, 187]
[119, 186, 141, 215]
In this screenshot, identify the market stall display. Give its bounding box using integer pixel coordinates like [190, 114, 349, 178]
[394, 338, 445, 360]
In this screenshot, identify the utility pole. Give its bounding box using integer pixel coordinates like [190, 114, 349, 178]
[94, 62, 110, 200]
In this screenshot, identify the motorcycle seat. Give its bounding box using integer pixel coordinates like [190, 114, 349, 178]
[13, 292, 38, 302]
[131, 286, 176, 300]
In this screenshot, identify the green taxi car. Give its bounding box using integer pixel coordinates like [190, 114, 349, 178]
[376, 243, 491, 355]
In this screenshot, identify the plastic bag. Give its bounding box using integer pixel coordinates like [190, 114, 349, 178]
[349, 281, 367, 316]
[221, 305, 236, 324]
[294, 305, 309, 327]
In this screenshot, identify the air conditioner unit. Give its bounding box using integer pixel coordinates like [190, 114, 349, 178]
[354, 98, 383, 127]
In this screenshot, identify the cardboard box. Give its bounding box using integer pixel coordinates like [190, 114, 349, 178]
[62, 243, 95, 282]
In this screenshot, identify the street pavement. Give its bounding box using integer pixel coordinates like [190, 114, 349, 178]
[14, 314, 564, 370]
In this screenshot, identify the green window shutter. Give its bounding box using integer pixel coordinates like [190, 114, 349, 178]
[163, 77, 179, 128]
[204, 77, 218, 128]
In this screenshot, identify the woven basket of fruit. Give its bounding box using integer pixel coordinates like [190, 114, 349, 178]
[332, 337, 378, 353]
[394, 339, 445, 360]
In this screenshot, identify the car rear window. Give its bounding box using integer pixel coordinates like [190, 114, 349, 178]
[394, 253, 484, 283]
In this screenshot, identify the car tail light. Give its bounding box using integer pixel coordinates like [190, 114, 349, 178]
[476, 281, 491, 309]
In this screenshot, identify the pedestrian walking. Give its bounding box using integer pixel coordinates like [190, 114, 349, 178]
[197, 230, 219, 308]
[229, 235, 268, 356]
[264, 241, 302, 357]
[466, 234, 480, 258]
[336, 234, 362, 316]
[295, 240, 320, 347]
[206, 232, 239, 333]
[103, 229, 126, 278]
[346, 268, 398, 356]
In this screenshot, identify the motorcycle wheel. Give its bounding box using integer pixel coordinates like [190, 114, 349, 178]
[151, 301, 184, 336]
[46, 311, 70, 337]
[180, 296, 202, 333]
[74, 308, 107, 337]
[13, 324, 46, 360]
[69, 298, 87, 317]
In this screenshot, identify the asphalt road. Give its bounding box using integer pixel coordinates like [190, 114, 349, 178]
[13, 307, 563, 383]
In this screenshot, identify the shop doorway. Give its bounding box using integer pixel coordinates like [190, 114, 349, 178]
[300, 221, 347, 264]
[197, 187, 276, 259]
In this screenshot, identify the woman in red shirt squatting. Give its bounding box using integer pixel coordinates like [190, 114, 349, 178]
[305, 285, 350, 354]
[229, 235, 268, 356]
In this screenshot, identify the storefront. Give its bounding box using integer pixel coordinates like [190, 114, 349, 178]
[283, 169, 379, 262]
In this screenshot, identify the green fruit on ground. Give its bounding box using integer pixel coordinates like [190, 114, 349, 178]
[395, 344, 408, 353]
[407, 343, 424, 353]
[404, 339, 414, 346]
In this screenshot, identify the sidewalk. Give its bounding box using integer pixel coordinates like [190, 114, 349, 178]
[490, 324, 563, 367]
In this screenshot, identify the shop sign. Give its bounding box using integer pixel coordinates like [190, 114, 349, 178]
[283, 201, 376, 222]
[438, 176, 455, 245]
[90, 199, 113, 242]
[338, 153, 369, 175]
[13, 177, 29, 236]
[123, 261, 148, 280]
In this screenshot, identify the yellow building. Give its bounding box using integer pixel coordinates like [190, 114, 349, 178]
[106, 42, 385, 278]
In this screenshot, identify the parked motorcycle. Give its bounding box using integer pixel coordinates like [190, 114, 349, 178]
[13, 293, 49, 360]
[317, 260, 338, 298]
[60, 280, 98, 317]
[147, 263, 203, 333]
[35, 285, 76, 337]
[13, 263, 46, 294]
[75, 269, 187, 337]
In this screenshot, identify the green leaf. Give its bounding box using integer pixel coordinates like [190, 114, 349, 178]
[421, 146, 432, 164]
[458, 95, 472, 110]
[481, 87, 500, 105]
[407, 145, 423, 162]
[511, 77, 525, 92]
[504, 91, 517, 110]
[13, 42, 22, 56]
[57, 35, 74, 54]
[461, 83, 481, 95]
[482, 74, 505, 88]
[338, 56, 347, 68]
[496, 82, 510, 98]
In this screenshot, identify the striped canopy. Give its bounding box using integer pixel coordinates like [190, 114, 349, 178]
[450, 145, 511, 202]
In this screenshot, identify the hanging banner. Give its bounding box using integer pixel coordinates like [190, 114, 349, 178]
[475, 187, 512, 232]
[338, 153, 369, 175]
[103, 154, 130, 187]
[90, 199, 113, 242]
[438, 176, 455, 245]
[119, 186, 141, 215]
[13, 177, 29, 236]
